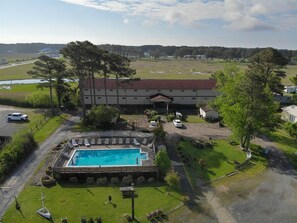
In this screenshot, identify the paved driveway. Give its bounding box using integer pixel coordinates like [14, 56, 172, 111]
[0, 106, 30, 137]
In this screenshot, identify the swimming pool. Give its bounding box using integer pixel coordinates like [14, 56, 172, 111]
[67, 148, 148, 167]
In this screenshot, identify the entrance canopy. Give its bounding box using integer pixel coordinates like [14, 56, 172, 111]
[150, 94, 172, 103]
[150, 94, 172, 113]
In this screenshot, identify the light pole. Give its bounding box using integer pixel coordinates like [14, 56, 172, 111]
[131, 183, 134, 220]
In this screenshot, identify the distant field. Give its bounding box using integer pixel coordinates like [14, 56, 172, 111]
[0, 53, 38, 63]
[0, 63, 34, 80]
[0, 59, 296, 84]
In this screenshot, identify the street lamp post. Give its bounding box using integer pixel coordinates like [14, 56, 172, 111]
[131, 183, 134, 220]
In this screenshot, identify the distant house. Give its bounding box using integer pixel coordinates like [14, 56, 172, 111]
[199, 105, 219, 120]
[281, 105, 297, 123]
[284, 86, 297, 93]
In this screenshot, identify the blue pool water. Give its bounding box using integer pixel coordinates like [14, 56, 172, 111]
[68, 148, 147, 167]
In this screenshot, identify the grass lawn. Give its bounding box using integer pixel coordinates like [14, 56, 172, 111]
[0, 59, 295, 85]
[184, 115, 207, 124]
[2, 184, 184, 223]
[0, 84, 49, 101]
[268, 127, 297, 169]
[0, 63, 34, 80]
[177, 139, 267, 186]
[32, 113, 69, 143]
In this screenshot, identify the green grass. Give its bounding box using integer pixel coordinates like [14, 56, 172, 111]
[2, 184, 183, 223]
[184, 115, 207, 123]
[33, 113, 69, 143]
[177, 139, 267, 185]
[268, 127, 297, 169]
[0, 84, 48, 101]
[0, 59, 295, 84]
[0, 63, 34, 80]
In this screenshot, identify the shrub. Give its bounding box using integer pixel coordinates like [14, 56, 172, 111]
[166, 114, 175, 122]
[69, 176, 78, 183]
[149, 115, 161, 122]
[165, 170, 180, 190]
[86, 105, 119, 129]
[153, 125, 166, 142]
[123, 214, 133, 222]
[96, 177, 107, 186]
[45, 167, 52, 176]
[136, 176, 145, 184]
[122, 175, 133, 185]
[81, 217, 87, 223]
[110, 177, 119, 185]
[0, 131, 37, 183]
[155, 150, 171, 176]
[25, 92, 52, 108]
[147, 177, 155, 183]
[41, 175, 56, 186]
[144, 109, 158, 118]
[95, 217, 102, 223]
[88, 217, 94, 223]
[87, 177, 95, 184]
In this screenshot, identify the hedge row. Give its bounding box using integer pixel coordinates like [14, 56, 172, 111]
[0, 131, 37, 183]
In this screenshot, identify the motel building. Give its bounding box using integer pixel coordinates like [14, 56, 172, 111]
[83, 78, 217, 109]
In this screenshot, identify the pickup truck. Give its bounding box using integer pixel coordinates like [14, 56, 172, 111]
[7, 113, 28, 121]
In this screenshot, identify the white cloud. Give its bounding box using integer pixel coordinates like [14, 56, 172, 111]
[123, 18, 129, 24]
[60, 0, 297, 31]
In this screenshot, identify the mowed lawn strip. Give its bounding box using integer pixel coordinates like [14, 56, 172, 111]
[177, 139, 246, 183]
[2, 184, 183, 223]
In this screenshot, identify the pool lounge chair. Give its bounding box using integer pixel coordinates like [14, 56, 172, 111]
[71, 139, 78, 147]
[97, 138, 102, 145]
[90, 138, 96, 145]
[142, 138, 147, 145]
[84, 138, 91, 147]
[78, 138, 84, 146]
[133, 138, 140, 146]
[125, 138, 130, 144]
[118, 138, 123, 144]
[112, 138, 117, 145]
[104, 138, 109, 145]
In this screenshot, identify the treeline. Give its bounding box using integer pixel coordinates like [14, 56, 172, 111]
[0, 43, 297, 60]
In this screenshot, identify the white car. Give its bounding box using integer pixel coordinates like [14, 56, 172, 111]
[149, 121, 157, 128]
[7, 113, 28, 121]
[173, 119, 183, 128]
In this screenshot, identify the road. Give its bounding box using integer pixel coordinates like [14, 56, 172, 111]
[0, 60, 35, 69]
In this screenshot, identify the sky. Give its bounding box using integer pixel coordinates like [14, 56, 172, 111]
[0, 0, 297, 49]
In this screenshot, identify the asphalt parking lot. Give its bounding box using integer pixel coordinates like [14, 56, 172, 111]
[0, 106, 29, 137]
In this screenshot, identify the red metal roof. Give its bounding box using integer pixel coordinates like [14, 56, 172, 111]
[84, 78, 216, 90]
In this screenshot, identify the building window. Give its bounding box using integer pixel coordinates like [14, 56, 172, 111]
[110, 89, 113, 91]
[122, 97, 126, 99]
[85, 97, 89, 99]
[169, 90, 173, 92]
[97, 97, 101, 99]
[146, 97, 149, 99]
[134, 89, 138, 92]
[192, 98, 195, 100]
[181, 90, 184, 92]
[146, 89, 149, 92]
[134, 97, 138, 99]
[96, 89, 101, 91]
[84, 89, 88, 91]
[193, 90, 196, 92]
